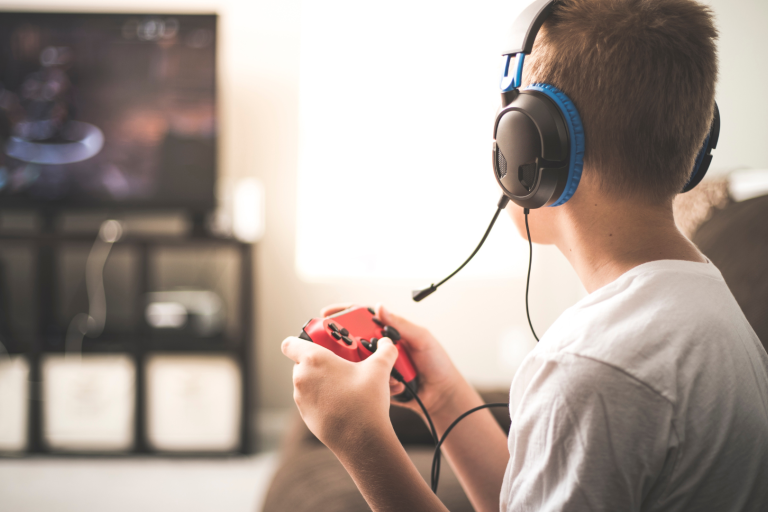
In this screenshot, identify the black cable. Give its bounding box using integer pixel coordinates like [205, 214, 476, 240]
[430, 402, 509, 493]
[400, 379, 438, 444]
[395, 375, 511, 494]
[413, 196, 509, 301]
[523, 208, 539, 342]
[434, 207, 503, 290]
[399, 377, 443, 483]
[395, 199, 539, 494]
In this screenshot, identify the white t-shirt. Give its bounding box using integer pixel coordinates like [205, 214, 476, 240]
[500, 260, 768, 512]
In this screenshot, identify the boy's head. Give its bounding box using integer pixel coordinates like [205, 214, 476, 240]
[522, 0, 718, 206]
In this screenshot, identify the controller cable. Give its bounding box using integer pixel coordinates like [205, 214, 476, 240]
[395, 376, 510, 493]
[400, 200, 540, 493]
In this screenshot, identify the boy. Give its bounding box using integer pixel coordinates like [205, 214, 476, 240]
[281, 0, 768, 510]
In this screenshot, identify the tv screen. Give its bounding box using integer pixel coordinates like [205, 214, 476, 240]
[0, 13, 217, 212]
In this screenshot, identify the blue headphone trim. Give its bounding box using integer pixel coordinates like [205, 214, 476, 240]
[685, 131, 711, 190]
[524, 83, 585, 207]
[500, 54, 526, 92]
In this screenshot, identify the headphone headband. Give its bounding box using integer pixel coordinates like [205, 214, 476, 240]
[502, 0, 557, 55]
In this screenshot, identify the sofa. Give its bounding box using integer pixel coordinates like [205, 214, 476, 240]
[262, 390, 511, 512]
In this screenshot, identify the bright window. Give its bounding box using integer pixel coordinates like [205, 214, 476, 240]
[296, 0, 530, 280]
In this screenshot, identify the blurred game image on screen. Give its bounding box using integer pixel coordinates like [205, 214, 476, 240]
[0, 13, 217, 210]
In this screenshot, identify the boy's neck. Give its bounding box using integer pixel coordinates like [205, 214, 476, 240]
[556, 196, 706, 294]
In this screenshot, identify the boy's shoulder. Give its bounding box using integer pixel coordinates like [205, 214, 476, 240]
[533, 259, 761, 406]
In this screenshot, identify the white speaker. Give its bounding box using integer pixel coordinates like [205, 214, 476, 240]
[146, 354, 241, 452]
[42, 354, 135, 452]
[0, 356, 29, 452]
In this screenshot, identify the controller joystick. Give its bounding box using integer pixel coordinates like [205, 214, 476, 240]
[297, 305, 419, 402]
[381, 325, 400, 343]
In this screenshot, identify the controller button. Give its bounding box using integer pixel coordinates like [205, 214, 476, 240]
[361, 339, 375, 352]
[367, 307, 375, 315]
[382, 326, 401, 342]
[328, 323, 339, 332]
[331, 331, 342, 340]
[372, 318, 384, 327]
[340, 327, 350, 336]
[341, 335, 354, 346]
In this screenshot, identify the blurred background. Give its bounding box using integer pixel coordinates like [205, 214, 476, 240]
[0, 0, 766, 511]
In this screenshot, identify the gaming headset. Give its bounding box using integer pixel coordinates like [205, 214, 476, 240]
[413, 0, 720, 302]
[494, 0, 721, 209]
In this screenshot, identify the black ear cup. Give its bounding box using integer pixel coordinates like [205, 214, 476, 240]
[682, 102, 720, 193]
[492, 84, 584, 209]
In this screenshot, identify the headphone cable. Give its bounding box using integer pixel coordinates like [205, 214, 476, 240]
[523, 208, 539, 342]
[398, 201, 540, 493]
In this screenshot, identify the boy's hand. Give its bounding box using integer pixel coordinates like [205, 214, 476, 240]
[281, 333, 400, 452]
[296, 305, 507, 512]
[319, 304, 476, 423]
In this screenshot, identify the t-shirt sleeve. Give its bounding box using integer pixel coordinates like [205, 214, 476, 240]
[501, 352, 676, 512]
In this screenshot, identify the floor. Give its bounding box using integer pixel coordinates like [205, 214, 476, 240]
[0, 409, 290, 512]
[0, 452, 280, 512]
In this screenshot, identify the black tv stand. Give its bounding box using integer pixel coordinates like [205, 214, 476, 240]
[0, 213, 256, 456]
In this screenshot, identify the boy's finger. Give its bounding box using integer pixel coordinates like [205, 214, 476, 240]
[281, 336, 328, 364]
[320, 303, 354, 317]
[367, 337, 399, 371]
[376, 304, 432, 350]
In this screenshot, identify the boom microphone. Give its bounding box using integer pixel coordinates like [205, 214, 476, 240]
[412, 195, 510, 301]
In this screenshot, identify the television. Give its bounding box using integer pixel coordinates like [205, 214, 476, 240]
[0, 13, 217, 213]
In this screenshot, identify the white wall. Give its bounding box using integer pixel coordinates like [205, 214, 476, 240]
[4, 0, 766, 410]
[703, 0, 768, 175]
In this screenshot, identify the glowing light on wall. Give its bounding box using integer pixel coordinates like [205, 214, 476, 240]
[296, 0, 530, 280]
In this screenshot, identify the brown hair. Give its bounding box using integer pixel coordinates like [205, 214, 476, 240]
[522, 0, 718, 204]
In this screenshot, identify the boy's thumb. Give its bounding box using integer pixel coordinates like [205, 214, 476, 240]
[369, 337, 398, 369]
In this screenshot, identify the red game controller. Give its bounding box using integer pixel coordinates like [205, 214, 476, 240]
[298, 305, 419, 402]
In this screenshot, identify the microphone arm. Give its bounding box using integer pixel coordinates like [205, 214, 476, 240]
[412, 195, 510, 302]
